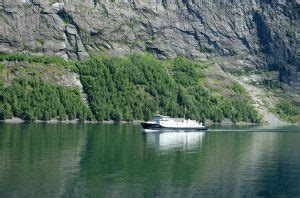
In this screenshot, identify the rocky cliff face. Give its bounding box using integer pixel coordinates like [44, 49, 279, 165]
[0, 0, 299, 82]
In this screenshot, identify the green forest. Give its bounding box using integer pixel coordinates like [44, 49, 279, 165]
[0, 78, 92, 121]
[0, 53, 260, 123]
[77, 54, 259, 123]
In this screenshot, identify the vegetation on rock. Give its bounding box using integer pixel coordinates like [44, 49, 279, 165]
[273, 100, 300, 123]
[0, 54, 90, 121]
[0, 78, 92, 121]
[0, 53, 262, 123]
[77, 54, 260, 123]
[0, 53, 75, 69]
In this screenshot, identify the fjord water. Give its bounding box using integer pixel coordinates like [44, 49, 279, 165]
[0, 124, 299, 197]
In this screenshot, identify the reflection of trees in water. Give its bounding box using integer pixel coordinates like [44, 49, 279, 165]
[189, 130, 300, 197]
[1, 125, 299, 197]
[234, 131, 300, 196]
[75, 127, 300, 197]
[0, 123, 88, 198]
[71, 127, 207, 197]
[68, 124, 147, 197]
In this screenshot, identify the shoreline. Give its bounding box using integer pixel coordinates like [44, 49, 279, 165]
[0, 117, 297, 126]
[0, 118, 143, 125]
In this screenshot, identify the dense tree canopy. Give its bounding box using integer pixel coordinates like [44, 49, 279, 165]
[0, 78, 92, 121]
[77, 54, 259, 123]
[0, 53, 260, 123]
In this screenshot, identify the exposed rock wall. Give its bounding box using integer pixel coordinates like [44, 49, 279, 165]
[0, 0, 298, 81]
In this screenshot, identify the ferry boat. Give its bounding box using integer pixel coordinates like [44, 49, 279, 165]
[141, 115, 208, 132]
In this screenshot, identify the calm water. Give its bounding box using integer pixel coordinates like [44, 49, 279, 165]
[0, 124, 300, 197]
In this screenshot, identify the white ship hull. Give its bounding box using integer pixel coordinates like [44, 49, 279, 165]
[141, 115, 208, 132]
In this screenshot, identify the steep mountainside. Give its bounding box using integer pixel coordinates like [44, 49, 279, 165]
[0, 0, 299, 123]
[0, 0, 298, 81]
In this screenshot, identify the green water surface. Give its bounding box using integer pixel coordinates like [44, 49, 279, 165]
[0, 124, 299, 197]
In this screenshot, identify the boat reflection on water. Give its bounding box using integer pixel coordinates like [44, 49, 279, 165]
[145, 131, 205, 151]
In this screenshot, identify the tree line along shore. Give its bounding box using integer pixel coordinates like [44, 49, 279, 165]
[0, 53, 298, 124]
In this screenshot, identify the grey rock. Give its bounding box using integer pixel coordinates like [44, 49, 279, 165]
[41, 5, 54, 14]
[0, 0, 298, 83]
[65, 24, 77, 35]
